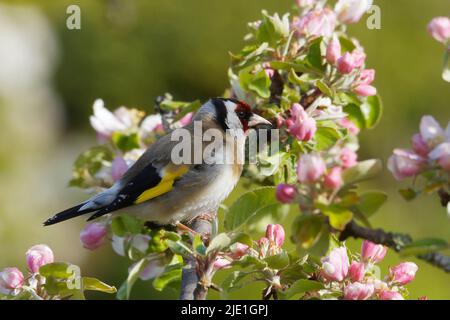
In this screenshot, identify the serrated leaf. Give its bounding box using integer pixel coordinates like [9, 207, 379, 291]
[314, 126, 342, 150]
[264, 250, 290, 269]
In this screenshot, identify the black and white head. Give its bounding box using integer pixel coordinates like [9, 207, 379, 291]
[196, 98, 272, 135]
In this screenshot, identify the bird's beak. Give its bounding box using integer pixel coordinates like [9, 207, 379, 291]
[248, 113, 272, 129]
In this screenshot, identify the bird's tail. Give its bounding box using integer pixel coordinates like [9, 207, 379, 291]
[43, 203, 97, 226]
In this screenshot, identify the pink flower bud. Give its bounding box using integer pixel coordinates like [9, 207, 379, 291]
[349, 261, 365, 282]
[337, 52, 356, 74]
[359, 69, 376, 85]
[389, 262, 418, 285]
[0, 267, 24, 295]
[297, 153, 327, 183]
[230, 243, 249, 260]
[321, 247, 349, 282]
[343, 282, 374, 300]
[339, 118, 360, 135]
[26, 244, 54, 273]
[388, 149, 426, 181]
[353, 84, 377, 97]
[276, 184, 297, 203]
[335, 0, 373, 24]
[352, 49, 367, 68]
[262, 62, 275, 79]
[287, 103, 317, 142]
[340, 148, 358, 169]
[80, 223, 108, 250]
[411, 134, 430, 157]
[265, 224, 285, 247]
[326, 37, 341, 64]
[361, 240, 387, 263]
[178, 112, 194, 127]
[427, 17, 450, 44]
[324, 167, 343, 190]
[111, 156, 129, 182]
[293, 8, 337, 37]
[137, 259, 165, 281]
[379, 290, 404, 300]
[213, 257, 232, 271]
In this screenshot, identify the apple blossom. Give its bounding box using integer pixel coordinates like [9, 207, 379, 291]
[358, 69, 376, 85]
[337, 52, 356, 74]
[293, 8, 337, 37]
[230, 243, 250, 260]
[379, 290, 404, 300]
[80, 223, 108, 250]
[353, 84, 377, 97]
[326, 36, 341, 64]
[389, 262, 418, 285]
[339, 118, 360, 135]
[265, 224, 285, 247]
[321, 247, 349, 282]
[140, 114, 163, 134]
[136, 258, 166, 281]
[420, 115, 445, 148]
[349, 261, 365, 282]
[388, 149, 426, 181]
[343, 282, 374, 300]
[352, 49, 367, 68]
[213, 257, 232, 271]
[276, 184, 297, 203]
[297, 153, 327, 183]
[26, 244, 54, 273]
[428, 142, 450, 170]
[0, 267, 24, 295]
[324, 166, 343, 190]
[428, 17, 450, 44]
[335, 0, 373, 24]
[286, 103, 317, 142]
[340, 147, 358, 168]
[411, 133, 430, 157]
[361, 240, 387, 263]
[111, 156, 129, 182]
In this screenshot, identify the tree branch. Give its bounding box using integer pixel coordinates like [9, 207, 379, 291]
[179, 216, 213, 300]
[339, 221, 450, 273]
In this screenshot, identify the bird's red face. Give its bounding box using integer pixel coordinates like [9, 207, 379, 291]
[234, 101, 253, 132]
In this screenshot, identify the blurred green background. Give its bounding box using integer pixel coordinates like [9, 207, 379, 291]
[0, 0, 449, 299]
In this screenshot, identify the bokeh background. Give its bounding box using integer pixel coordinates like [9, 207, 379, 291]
[0, 0, 449, 299]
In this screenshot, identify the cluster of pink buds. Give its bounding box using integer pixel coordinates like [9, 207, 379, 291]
[0, 244, 54, 297]
[213, 243, 250, 271]
[256, 224, 286, 259]
[388, 115, 450, 180]
[318, 241, 418, 300]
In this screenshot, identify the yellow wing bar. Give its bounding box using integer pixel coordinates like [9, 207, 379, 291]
[134, 164, 189, 204]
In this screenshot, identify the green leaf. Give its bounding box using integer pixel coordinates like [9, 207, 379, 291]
[69, 146, 113, 188]
[39, 262, 74, 279]
[206, 232, 252, 254]
[193, 234, 206, 255]
[153, 263, 182, 291]
[400, 238, 449, 257]
[270, 61, 312, 73]
[117, 258, 149, 300]
[344, 103, 365, 129]
[224, 187, 279, 231]
[356, 191, 387, 217]
[264, 250, 290, 269]
[111, 132, 140, 152]
[111, 215, 143, 236]
[306, 37, 324, 71]
[233, 255, 267, 269]
[343, 159, 382, 185]
[314, 126, 342, 150]
[247, 69, 271, 99]
[283, 279, 323, 299]
[221, 271, 251, 296]
[166, 240, 193, 257]
[316, 80, 334, 98]
[292, 215, 324, 249]
[320, 205, 353, 231]
[360, 95, 382, 129]
[338, 36, 356, 53]
[82, 277, 117, 294]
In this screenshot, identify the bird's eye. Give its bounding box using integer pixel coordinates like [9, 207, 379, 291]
[237, 111, 246, 118]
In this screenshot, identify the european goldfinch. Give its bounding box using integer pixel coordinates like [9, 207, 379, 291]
[44, 98, 271, 226]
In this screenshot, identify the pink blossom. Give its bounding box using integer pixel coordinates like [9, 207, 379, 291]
[297, 153, 327, 183]
[427, 17, 450, 44]
[352, 49, 367, 68]
[0, 268, 24, 295]
[326, 37, 341, 64]
[293, 8, 337, 37]
[379, 290, 404, 300]
[343, 282, 374, 300]
[339, 118, 360, 135]
[287, 103, 317, 142]
[276, 184, 297, 203]
[388, 149, 426, 181]
[420, 115, 445, 148]
[265, 224, 285, 247]
[335, 0, 373, 24]
[359, 69, 376, 85]
[178, 112, 194, 127]
[258, 237, 270, 258]
[353, 84, 377, 97]
[337, 52, 357, 74]
[324, 167, 343, 190]
[340, 148, 358, 168]
[213, 257, 232, 271]
[361, 240, 387, 263]
[411, 134, 430, 157]
[262, 62, 275, 79]
[137, 259, 165, 281]
[230, 243, 250, 260]
[429, 142, 450, 170]
[111, 156, 129, 182]
[80, 223, 108, 250]
[26, 244, 54, 273]
[321, 247, 349, 282]
[349, 261, 365, 282]
[140, 114, 163, 134]
[389, 262, 418, 285]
